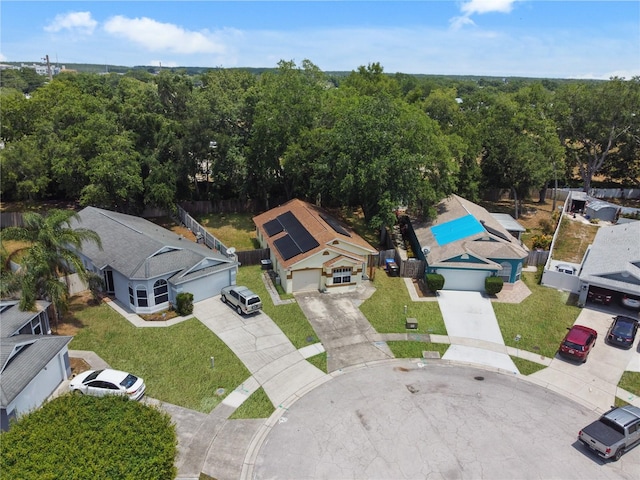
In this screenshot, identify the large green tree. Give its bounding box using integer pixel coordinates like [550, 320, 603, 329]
[1, 210, 101, 321]
[553, 77, 640, 191]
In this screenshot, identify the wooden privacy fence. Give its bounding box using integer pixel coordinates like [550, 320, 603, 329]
[526, 250, 549, 266]
[236, 248, 270, 266]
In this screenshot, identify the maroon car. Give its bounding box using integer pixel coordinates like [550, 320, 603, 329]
[559, 325, 598, 363]
[588, 286, 613, 305]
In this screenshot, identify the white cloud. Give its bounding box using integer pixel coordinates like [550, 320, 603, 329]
[44, 11, 97, 35]
[0, 52, 6, 62]
[103, 16, 225, 55]
[461, 0, 518, 16]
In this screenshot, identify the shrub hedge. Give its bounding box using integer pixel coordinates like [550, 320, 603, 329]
[0, 395, 177, 480]
[425, 273, 445, 292]
[485, 276, 504, 295]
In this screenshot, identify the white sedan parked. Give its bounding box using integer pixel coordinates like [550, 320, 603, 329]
[69, 369, 146, 401]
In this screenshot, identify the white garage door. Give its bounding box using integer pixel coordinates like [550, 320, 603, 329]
[183, 271, 231, 302]
[439, 269, 491, 291]
[293, 269, 321, 292]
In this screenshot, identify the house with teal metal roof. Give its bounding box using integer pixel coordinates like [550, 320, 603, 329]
[408, 195, 529, 291]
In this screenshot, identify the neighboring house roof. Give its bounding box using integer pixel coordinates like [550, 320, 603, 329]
[412, 195, 529, 270]
[579, 222, 640, 296]
[0, 300, 50, 337]
[0, 334, 72, 407]
[490, 213, 526, 233]
[253, 199, 376, 269]
[71, 207, 237, 282]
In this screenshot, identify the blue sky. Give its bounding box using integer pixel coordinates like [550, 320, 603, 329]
[2, 1, 638, 79]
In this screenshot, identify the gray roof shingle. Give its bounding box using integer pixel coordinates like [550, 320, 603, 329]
[71, 207, 237, 280]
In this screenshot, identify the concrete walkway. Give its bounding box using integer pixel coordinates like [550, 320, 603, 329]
[437, 290, 519, 373]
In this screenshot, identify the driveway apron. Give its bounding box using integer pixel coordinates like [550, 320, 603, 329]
[295, 290, 393, 372]
[528, 307, 640, 411]
[437, 290, 518, 373]
[192, 297, 326, 407]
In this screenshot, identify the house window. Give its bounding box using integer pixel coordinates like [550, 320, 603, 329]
[499, 262, 512, 283]
[333, 267, 352, 284]
[154, 279, 169, 304]
[515, 263, 523, 281]
[136, 287, 148, 307]
[129, 286, 134, 305]
[31, 317, 42, 335]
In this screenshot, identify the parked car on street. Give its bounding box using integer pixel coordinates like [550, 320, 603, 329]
[578, 405, 640, 461]
[605, 315, 639, 349]
[558, 325, 598, 363]
[587, 286, 613, 305]
[621, 293, 640, 310]
[69, 369, 146, 400]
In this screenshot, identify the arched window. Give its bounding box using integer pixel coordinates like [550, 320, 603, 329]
[154, 279, 169, 304]
[499, 262, 512, 283]
[136, 287, 148, 307]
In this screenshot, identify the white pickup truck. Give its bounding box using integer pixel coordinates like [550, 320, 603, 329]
[578, 405, 640, 461]
[220, 285, 262, 315]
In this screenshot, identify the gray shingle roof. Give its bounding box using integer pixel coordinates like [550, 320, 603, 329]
[0, 300, 50, 338]
[71, 207, 237, 280]
[413, 195, 528, 267]
[579, 222, 640, 295]
[1, 334, 72, 406]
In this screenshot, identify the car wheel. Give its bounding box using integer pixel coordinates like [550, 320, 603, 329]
[613, 447, 624, 461]
[221, 295, 227, 304]
[236, 305, 243, 316]
[73, 389, 83, 395]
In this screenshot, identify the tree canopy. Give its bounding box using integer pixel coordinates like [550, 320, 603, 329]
[1, 64, 637, 227]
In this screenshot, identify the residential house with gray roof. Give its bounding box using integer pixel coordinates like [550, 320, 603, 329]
[71, 207, 239, 314]
[577, 221, 640, 307]
[1, 300, 71, 431]
[407, 195, 529, 291]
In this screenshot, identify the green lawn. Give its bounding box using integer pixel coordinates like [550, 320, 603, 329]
[511, 356, 547, 375]
[387, 341, 449, 358]
[360, 269, 445, 334]
[236, 265, 318, 349]
[68, 302, 250, 413]
[493, 271, 581, 358]
[197, 212, 258, 250]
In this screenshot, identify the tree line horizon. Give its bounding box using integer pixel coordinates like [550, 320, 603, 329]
[1, 60, 638, 228]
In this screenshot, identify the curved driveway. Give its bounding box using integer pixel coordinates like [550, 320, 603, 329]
[248, 361, 639, 480]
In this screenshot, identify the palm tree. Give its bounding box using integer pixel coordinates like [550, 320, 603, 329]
[2, 209, 102, 324]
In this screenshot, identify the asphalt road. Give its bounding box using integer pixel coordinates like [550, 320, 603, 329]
[249, 361, 639, 480]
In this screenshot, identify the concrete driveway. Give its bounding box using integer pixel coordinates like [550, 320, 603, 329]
[295, 286, 394, 372]
[193, 296, 327, 408]
[437, 290, 519, 373]
[529, 307, 640, 411]
[249, 361, 640, 480]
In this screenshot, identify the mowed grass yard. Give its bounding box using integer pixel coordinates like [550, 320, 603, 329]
[67, 300, 251, 413]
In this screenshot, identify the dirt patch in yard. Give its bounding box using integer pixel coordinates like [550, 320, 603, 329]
[70, 357, 92, 375]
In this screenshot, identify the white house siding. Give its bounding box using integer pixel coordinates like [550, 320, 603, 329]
[293, 269, 321, 292]
[7, 348, 70, 424]
[438, 268, 492, 291]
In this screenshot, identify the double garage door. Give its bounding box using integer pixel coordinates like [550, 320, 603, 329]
[439, 269, 491, 291]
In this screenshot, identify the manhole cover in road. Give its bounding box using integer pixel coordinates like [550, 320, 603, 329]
[474, 376, 485, 381]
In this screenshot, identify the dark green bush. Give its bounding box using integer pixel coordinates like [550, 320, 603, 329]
[485, 276, 504, 295]
[0, 395, 176, 480]
[175, 292, 194, 316]
[425, 273, 445, 292]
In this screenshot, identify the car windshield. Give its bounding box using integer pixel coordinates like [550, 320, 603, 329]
[563, 341, 584, 351]
[613, 321, 634, 337]
[120, 374, 138, 388]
